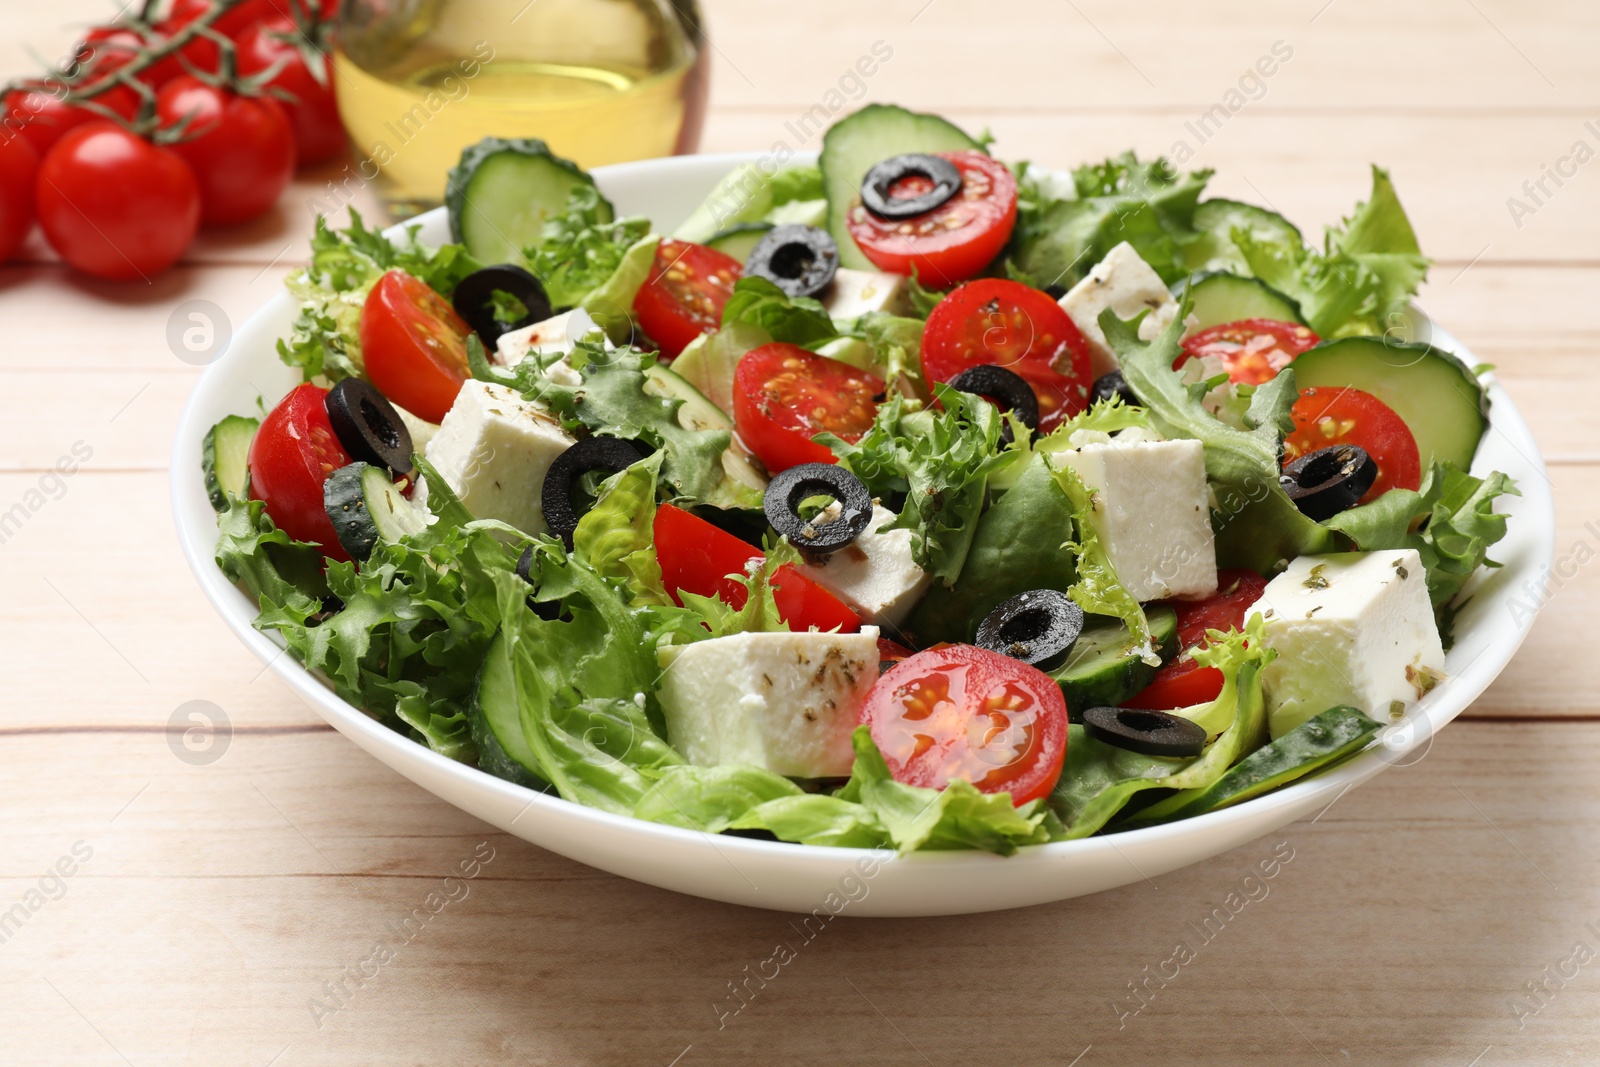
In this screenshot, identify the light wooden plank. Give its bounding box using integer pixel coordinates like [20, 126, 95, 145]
[0, 720, 1596, 1065]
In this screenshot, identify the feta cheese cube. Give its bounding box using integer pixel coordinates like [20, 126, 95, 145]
[796, 505, 931, 629]
[824, 268, 912, 320]
[1055, 241, 1187, 379]
[1249, 550, 1446, 739]
[493, 307, 609, 370]
[1053, 438, 1218, 602]
[415, 379, 575, 536]
[657, 627, 881, 778]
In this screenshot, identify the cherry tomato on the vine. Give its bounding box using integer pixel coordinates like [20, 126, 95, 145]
[0, 133, 39, 263]
[157, 76, 295, 226]
[236, 17, 346, 165]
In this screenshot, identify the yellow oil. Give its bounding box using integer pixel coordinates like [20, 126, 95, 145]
[335, 53, 696, 216]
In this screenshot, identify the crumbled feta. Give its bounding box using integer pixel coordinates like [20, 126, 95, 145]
[1249, 550, 1447, 738]
[1054, 438, 1218, 602]
[656, 627, 881, 778]
[414, 380, 575, 536]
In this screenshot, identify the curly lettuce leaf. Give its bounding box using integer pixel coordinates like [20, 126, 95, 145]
[821, 386, 1013, 585]
[1049, 617, 1274, 837]
[1049, 458, 1156, 664]
[524, 185, 653, 311]
[1007, 153, 1212, 289]
[278, 211, 480, 383]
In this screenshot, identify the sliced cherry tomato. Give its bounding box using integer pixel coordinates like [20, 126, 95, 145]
[732, 342, 883, 473]
[632, 238, 741, 359]
[35, 123, 200, 281]
[359, 270, 473, 424]
[157, 77, 296, 226]
[249, 382, 352, 559]
[1283, 385, 1422, 503]
[237, 18, 345, 165]
[921, 278, 1094, 431]
[861, 645, 1068, 805]
[654, 503, 860, 633]
[1126, 570, 1270, 711]
[0, 133, 38, 263]
[1179, 318, 1321, 386]
[846, 151, 1017, 286]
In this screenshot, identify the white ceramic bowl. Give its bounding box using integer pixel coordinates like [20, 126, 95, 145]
[172, 152, 1555, 916]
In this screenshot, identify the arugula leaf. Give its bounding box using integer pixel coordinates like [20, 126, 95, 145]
[525, 185, 653, 311]
[1049, 617, 1273, 837]
[1007, 153, 1212, 290]
[1049, 458, 1156, 664]
[277, 211, 480, 383]
[821, 386, 1013, 585]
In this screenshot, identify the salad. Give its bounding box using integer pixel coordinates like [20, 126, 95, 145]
[204, 105, 1516, 855]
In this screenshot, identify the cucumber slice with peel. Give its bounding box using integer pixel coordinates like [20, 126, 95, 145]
[467, 631, 547, 789]
[1186, 199, 1304, 275]
[642, 365, 768, 500]
[1049, 606, 1179, 714]
[704, 222, 772, 264]
[446, 137, 611, 266]
[323, 462, 429, 562]
[202, 414, 258, 512]
[1174, 271, 1306, 331]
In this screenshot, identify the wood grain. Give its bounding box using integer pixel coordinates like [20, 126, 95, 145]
[2, 0, 1598, 1064]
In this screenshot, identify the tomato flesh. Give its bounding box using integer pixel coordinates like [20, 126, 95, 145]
[653, 504, 859, 633]
[733, 342, 883, 473]
[921, 278, 1094, 431]
[632, 239, 741, 359]
[1125, 570, 1270, 711]
[1283, 385, 1422, 503]
[861, 645, 1067, 805]
[846, 151, 1017, 286]
[360, 270, 473, 424]
[1179, 318, 1321, 385]
[249, 382, 352, 559]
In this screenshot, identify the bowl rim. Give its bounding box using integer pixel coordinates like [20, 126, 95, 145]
[170, 151, 1558, 873]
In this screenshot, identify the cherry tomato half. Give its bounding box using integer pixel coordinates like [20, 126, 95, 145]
[249, 382, 353, 559]
[1283, 385, 1422, 504]
[846, 151, 1017, 286]
[1179, 318, 1321, 386]
[861, 645, 1068, 805]
[237, 17, 345, 165]
[35, 123, 201, 281]
[0, 134, 38, 263]
[654, 503, 860, 633]
[921, 278, 1094, 431]
[733, 342, 883, 473]
[1125, 570, 1270, 711]
[157, 77, 296, 226]
[359, 270, 473, 424]
[632, 238, 741, 359]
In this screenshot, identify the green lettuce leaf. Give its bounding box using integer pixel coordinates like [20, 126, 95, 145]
[278, 211, 480, 383]
[821, 386, 1013, 585]
[571, 453, 671, 605]
[1049, 617, 1273, 837]
[721, 276, 840, 348]
[1007, 153, 1212, 289]
[1049, 459, 1156, 664]
[525, 185, 654, 311]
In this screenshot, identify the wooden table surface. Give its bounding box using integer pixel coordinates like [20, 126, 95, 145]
[4, 1, 1597, 1063]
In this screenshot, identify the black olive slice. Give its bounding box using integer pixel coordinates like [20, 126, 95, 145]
[974, 589, 1085, 669]
[1280, 444, 1378, 522]
[1083, 706, 1208, 758]
[860, 153, 963, 220]
[451, 264, 553, 347]
[745, 224, 839, 300]
[763, 463, 873, 556]
[947, 364, 1040, 432]
[325, 378, 414, 475]
[1091, 370, 1141, 408]
[542, 437, 651, 550]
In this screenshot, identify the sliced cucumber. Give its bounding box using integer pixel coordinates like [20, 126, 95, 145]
[1175, 270, 1305, 330]
[704, 222, 772, 264]
[674, 163, 773, 243]
[1121, 705, 1382, 826]
[1050, 606, 1178, 714]
[467, 631, 546, 789]
[642, 365, 769, 501]
[1290, 336, 1489, 470]
[820, 104, 984, 270]
[766, 198, 827, 228]
[202, 414, 257, 512]
[1186, 199, 1303, 275]
[446, 137, 611, 266]
[323, 462, 430, 562]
